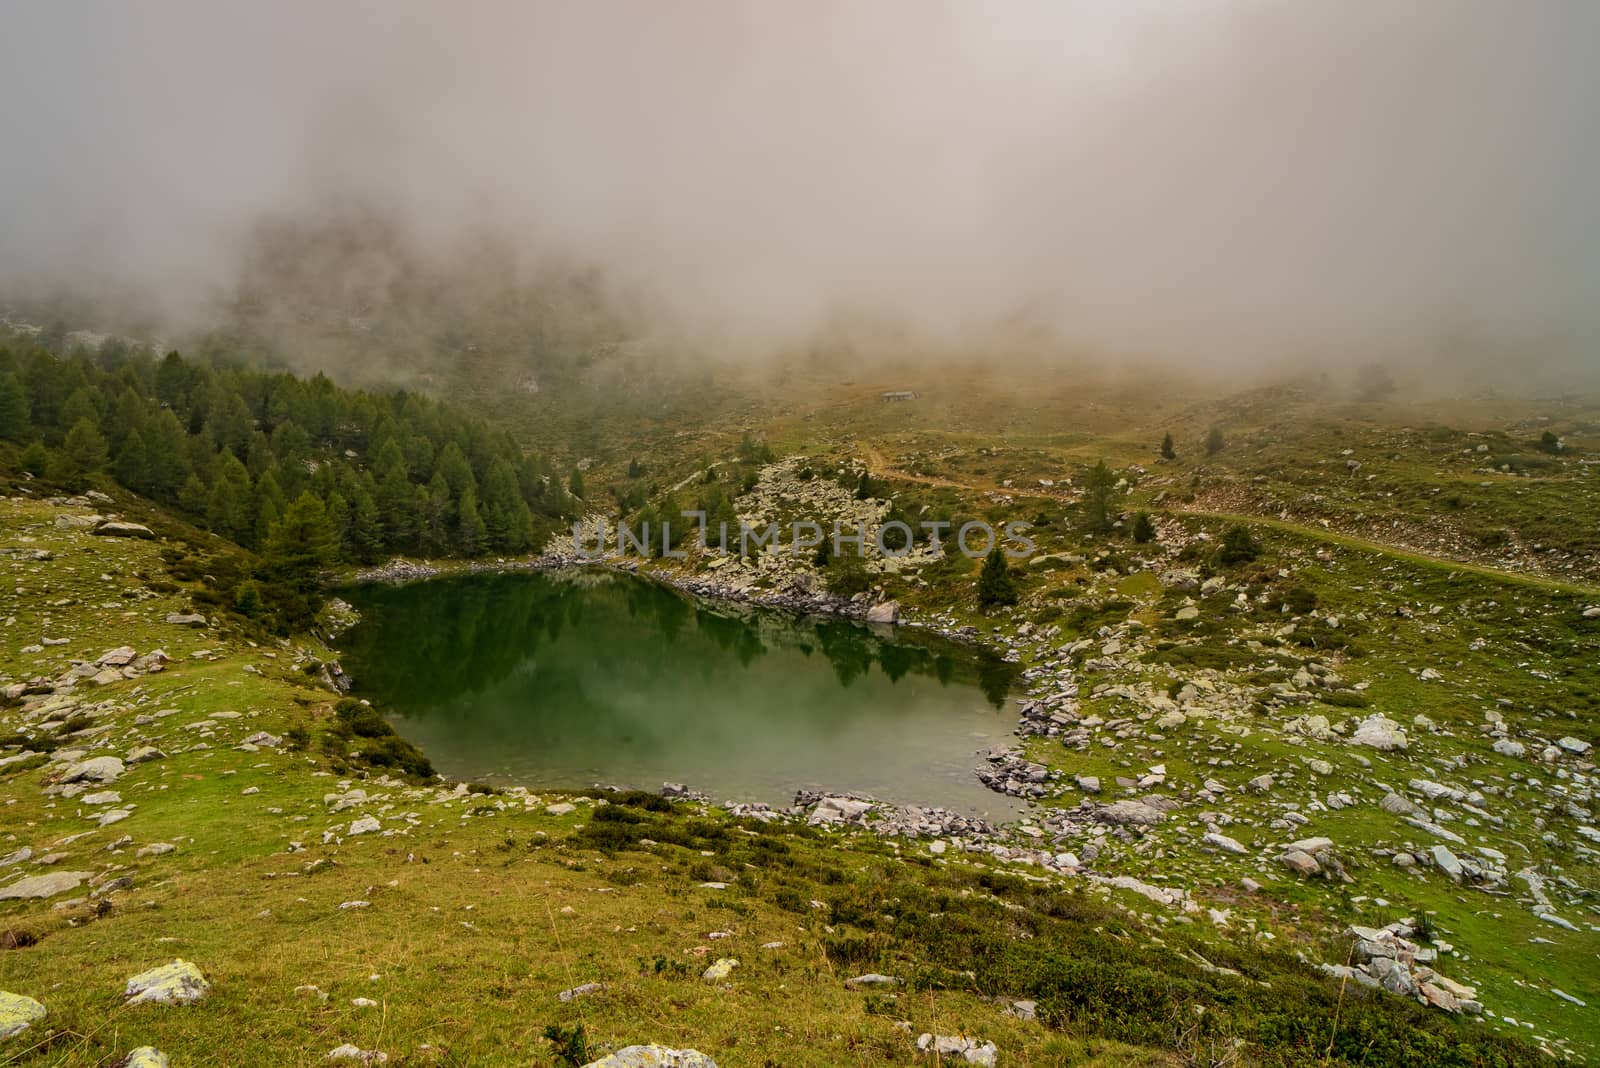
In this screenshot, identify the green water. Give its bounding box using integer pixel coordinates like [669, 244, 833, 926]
[338, 570, 1022, 816]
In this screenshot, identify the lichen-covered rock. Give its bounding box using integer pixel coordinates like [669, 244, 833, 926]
[124, 960, 210, 1005]
[701, 957, 738, 981]
[0, 991, 46, 1040]
[326, 1045, 388, 1063]
[123, 1047, 170, 1067]
[582, 1046, 718, 1068]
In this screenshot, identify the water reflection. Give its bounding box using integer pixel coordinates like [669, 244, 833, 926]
[338, 570, 1020, 813]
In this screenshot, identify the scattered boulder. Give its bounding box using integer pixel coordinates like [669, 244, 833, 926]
[1350, 715, 1408, 751]
[1097, 800, 1166, 827]
[165, 613, 207, 627]
[124, 960, 210, 1005]
[1279, 850, 1321, 877]
[1379, 792, 1424, 819]
[1556, 736, 1592, 756]
[0, 991, 47, 1040]
[0, 870, 91, 900]
[916, 1033, 998, 1067]
[1491, 738, 1526, 759]
[581, 1047, 717, 1068]
[844, 974, 901, 988]
[126, 746, 165, 765]
[806, 795, 875, 825]
[557, 983, 605, 1002]
[1202, 832, 1248, 855]
[92, 521, 155, 540]
[326, 1045, 388, 1063]
[61, 756, 124, 784]
[347, 817, 381, 836]
[865, 600, 901, 624]
[122, 1048, 170, 1068]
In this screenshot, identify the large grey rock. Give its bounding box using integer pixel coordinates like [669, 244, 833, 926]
[124, 960, 210, 1005]
[0, 870, 90, 900]
[1367, 956, 1418, 997]
[1350, 715, 1408, 751]
[1097, 800, 1166, 827]
[1279, 850, 1321, 876]
[807, 796, 874, 825]
[0, 991, 47, 1040]
[126, 746, 165, 765]
[1431, 845, 1464, 882]
[165, 613, 207, 627]
[347, 816, 381, 836]
[582, 1045, 718, 1067]
[1556, 736, 1592, 756]
[865, 600, 901, 624]
[97, 646, 138, 667]
[1491, 738, 1526, 759]
[1202, 832, 1248, 855]
[61, 756, 124, 783]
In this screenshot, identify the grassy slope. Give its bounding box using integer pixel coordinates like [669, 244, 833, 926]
[1, 494, 1568, 1068]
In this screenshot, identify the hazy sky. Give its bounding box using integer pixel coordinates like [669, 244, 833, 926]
[2, 1, 1597, 365]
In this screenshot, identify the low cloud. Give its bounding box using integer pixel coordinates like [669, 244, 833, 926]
[2, 1, 1596, 374]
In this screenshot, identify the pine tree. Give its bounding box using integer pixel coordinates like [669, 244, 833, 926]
[1205, 426, 1225, 457]
[20, 440, 49, 476]
[346, 479, 384, 563]
[206, 450, 253, 543]
[324, 490, 351, 556]
[977, 546, 1019, 609]
[51, 417, 109, 488]
[58, 388, 100, 435]
[0, 373, 30, 443]
[376, 464, 415, 550]
[1131, 510, 1156, 544]
[146, 409, 191, 502]
[436, 441, 476, 497]
[457, 485, 485, 556]
[568, 468, 585, 500]
[178, 473, 209, 516]
[485, 460, 533, 552]
[1082, 460, 1120, 535]
[259, 492, 339, 630]
[855, 470, 874, 500]
[252, 469, 287, 548]
[418, 472, 453, 555]
[115, 429, 152, 493]
[1159, 433, 1176, 461]
[1217, 525, 1260, 565]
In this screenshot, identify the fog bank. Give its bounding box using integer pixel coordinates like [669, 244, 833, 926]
[2, 1, 1597, 372]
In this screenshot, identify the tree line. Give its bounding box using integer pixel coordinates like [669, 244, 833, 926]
[1, 336, 582, 625]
